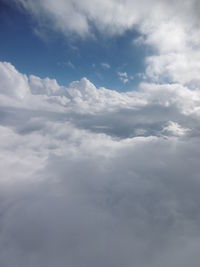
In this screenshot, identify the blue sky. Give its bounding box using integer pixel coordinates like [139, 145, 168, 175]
[0, 1, 148, 91]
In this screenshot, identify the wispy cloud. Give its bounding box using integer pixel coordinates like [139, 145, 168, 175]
[101, 62, 111, 70]
[67, 60, 75, 69]
[118, 71, 129, 84]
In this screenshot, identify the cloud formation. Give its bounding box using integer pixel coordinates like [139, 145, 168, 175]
[118, 71, 129, 84]
[1, 61, 200, 266]
[6, 0, 200, 88]
[2, 1, 200, 266]
[101, 62, 111, 70]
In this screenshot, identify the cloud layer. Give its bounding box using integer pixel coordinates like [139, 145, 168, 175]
[1, 61, 200, 266]
[2, 1, 200, 266]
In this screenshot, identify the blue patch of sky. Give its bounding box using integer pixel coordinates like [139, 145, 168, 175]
[0, 1, 149, 91]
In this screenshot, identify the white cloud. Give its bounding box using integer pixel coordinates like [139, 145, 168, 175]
[1, 62, 200, 266]
[162, 121, 190, 137]
[8, 0, 200, 88]
[0, 62, 30, 99]
[101, 62, 111, 69]
[118, 71, 129, 84]
[11, 0, 199, 38]
[146, 51, 200, 86]
[29, 75, 60, 96]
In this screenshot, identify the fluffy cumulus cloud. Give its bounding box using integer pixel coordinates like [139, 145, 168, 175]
[1, 60, 200, 267]
[0, 62, 29, 99]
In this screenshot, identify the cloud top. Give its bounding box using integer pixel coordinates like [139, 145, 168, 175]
[1, 61, 200, 266]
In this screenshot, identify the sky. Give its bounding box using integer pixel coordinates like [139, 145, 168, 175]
[1, 0, 200, 267]
[0, 0, 147, 90]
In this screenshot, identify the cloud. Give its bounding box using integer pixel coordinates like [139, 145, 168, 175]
[162, 121, 190, 137]
[118, 71, 129, 84]
[67, 60, 75, 69]
[2, 1, 200, 265]
[1, 62, 200, 266]
[0, 62, 30, 99]
[9, 0, 199, 37]
[101, 62, 111, 70]
[7, 0, 200, 88]
[146, 52, 200, 86]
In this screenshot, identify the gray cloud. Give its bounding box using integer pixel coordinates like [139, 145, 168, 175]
[0, 61, 200, 266]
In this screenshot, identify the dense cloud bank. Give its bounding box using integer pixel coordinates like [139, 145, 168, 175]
[0, 61, 200, 266]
